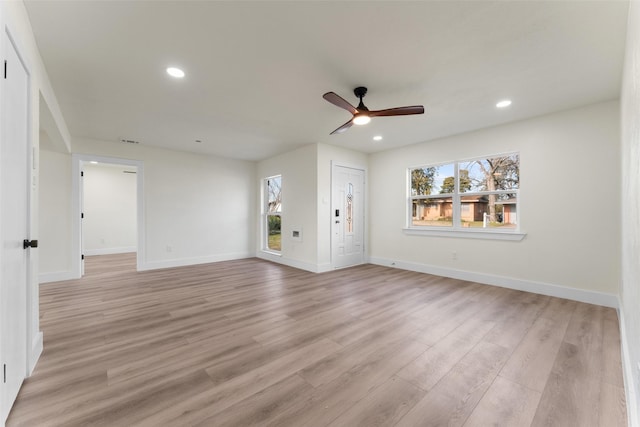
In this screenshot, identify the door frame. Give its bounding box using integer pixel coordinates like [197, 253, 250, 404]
[71, 154, 144, 277]
[330, 161, 367, 269]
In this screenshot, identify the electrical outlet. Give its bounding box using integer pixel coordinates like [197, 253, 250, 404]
[452, 251, 457, 260]
[391, 262, 396, 266]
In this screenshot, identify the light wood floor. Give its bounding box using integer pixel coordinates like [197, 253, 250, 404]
[7, 254, 627, 426]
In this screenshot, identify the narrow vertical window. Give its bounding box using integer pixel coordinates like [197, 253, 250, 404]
[264, 175, 282, 252]
[346, 183, 354, 233]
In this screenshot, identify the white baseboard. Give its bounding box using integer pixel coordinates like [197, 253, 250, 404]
[39, 271, 77, 284]
[619, 306, 639, 427]
[138, 251, 254, 271]
[368, 257, 619, 308]
[256, 251, 321, 273]
[84, 246, 137, 256]
[28, 331, 43, 376]
[316, 262, 333, 273]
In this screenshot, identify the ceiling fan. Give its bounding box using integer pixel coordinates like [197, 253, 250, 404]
[323, 86, 424, 135]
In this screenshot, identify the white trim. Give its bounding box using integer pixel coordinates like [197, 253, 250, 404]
[257, 251, 322, 273]
[28, 332, 42, 376]
[331, 160, 368, 172]
[368, 256, 619, 308]
[619, 306, 640, 427]
[403, 228, 526, 241]
[261, 249, 282, 257]
[39, 271, 76, 284]
[72, 154, 144, 276]
[84, 247, 136, 256]
[137, 251, 253, 272]
[316, 262, 332, 273]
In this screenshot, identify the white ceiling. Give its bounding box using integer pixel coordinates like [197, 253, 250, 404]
[24, 1, 629, 161]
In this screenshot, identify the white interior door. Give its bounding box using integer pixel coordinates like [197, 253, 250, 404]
[1, 34, 30, 423]
[332, 165, 364, 269]
[80, 168, 84, 276]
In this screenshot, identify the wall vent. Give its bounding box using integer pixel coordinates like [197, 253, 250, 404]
[119, 138, 140, 144]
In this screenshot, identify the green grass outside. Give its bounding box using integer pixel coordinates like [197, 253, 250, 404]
[268, 233, 281, 251]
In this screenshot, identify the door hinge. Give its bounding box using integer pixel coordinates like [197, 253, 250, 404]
[81, 254, 85, 260]
[3, 363, 6, 383]
[4, 60, 6, 79]
[81, 171, 84, 177]
[81, 212, 84, 219]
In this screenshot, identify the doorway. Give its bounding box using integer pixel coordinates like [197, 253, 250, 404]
[331, 164, 365, 269]
[72, 155, 144, 277]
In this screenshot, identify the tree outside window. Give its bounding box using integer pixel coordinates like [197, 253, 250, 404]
[409, 154, 519, 230]
[265, 176, 282, 251]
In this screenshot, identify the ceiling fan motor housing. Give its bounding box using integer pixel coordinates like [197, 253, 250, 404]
[354, 86, 369, 110]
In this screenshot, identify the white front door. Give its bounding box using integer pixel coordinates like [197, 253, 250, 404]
[1, 33, 30, 423]
[332, 165, 364, 269]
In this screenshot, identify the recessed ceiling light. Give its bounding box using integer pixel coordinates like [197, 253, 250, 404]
[373, 135, 383, 141]
[89, 161, 98, 164]
[166, 67, 185, 78]
[496, 99, 512, 108]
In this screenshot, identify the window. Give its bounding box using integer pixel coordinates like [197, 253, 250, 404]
[409, 154, 519, 233]
[264, 175, 282, 252]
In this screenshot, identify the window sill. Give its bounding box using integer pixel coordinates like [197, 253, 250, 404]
[403, 228, 526, 241]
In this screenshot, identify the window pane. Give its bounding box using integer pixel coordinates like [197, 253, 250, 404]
[267, 176, 282, 213]
[411, 163, 455, 196]
[267, 215, 281, 250]
[411, 197, 453, 227]
[460, 193, 517, 229]
[459, 155, 519, 193]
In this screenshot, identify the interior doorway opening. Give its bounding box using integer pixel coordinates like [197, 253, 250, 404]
[72, 154, 144, 277]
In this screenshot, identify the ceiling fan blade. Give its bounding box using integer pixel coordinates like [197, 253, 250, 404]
[323, 92, 358, 115]
[330, 119, 354, 135]
[369, 106, 425, 117]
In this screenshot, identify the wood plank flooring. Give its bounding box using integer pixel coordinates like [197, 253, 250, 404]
[7, 253, 627, 426]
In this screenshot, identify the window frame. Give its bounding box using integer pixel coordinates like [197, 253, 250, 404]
[263, 175, 282, 254]
[405, 153, 525, 241]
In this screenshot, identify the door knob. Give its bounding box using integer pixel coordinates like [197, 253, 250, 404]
[23, 239, 38, 249]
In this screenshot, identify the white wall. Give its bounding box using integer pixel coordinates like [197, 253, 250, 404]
[68, 137, 256, 270]
[256, 144, 318, 271]
[369, 101, 620, 304]
[82, 163, 137, 255]
[620, 1, 640, 425]
[255, 143, 369, 272]
[38, 149, 72, 282]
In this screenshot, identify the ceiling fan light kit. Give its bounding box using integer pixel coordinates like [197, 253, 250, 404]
[353, 114, 371, 125]
[323, 86, 424, 135]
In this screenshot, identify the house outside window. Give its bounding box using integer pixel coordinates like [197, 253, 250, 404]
[264, 175, 282, 252]
[409, 154, 519, 232]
